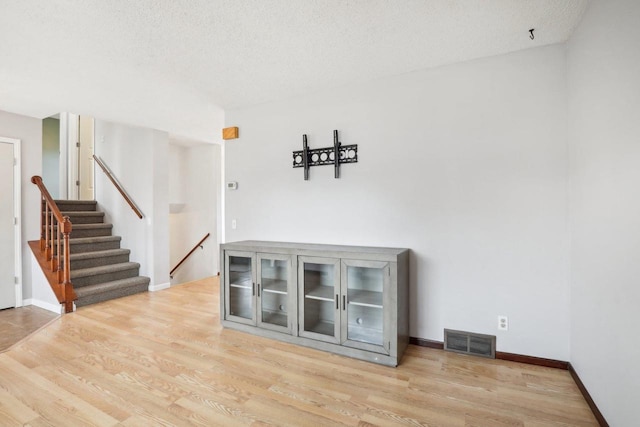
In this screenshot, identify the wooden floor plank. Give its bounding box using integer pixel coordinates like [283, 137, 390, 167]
[0, 277, 597, 426]
[0, 386, 40, 425]
[0, 305, 59, 352]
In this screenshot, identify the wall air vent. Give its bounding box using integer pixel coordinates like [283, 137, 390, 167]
[444, 329, 496, 359]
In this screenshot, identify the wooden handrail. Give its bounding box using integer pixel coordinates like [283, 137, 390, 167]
[31, 176, 76, 313]
[170, 233, 211, 278]
[93, 155, 144, 219]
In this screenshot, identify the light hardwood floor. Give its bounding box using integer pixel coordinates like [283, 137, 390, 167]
[0, 277, 597, 426]
[0, 305, 59, 352]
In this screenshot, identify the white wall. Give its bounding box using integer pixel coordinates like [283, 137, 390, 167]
[169, 142, 220, 284]
[169, 144, 187, 205]
[94, 119, 170, 289]
[0, 110, 42, 301]
[225, 45, 570, 360]
[28, 251, 63, 314]
[568, 0, 640, 424]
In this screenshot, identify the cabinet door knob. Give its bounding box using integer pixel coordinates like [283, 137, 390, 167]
[343, 295, 346, 310]
[335, 294, 339, 310]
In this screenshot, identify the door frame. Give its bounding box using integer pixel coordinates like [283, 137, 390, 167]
[0, 136, 22, 307]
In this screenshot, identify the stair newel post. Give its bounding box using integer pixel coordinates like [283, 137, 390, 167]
[61, 216, 73, 313]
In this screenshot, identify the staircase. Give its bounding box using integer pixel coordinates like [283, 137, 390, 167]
[55, 200, 150, 308]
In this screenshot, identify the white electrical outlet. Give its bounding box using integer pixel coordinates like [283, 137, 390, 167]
[231, 219, 237, 229]
[498, 315, 509, 331]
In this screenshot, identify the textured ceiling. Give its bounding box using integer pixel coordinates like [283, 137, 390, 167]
[0, 1, 589, 142]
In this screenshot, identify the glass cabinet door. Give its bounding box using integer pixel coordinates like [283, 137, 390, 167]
[224, 251, 256, 325]
[298, 256, 340, 343]
[257, 253, 294, 334]
[340, 259, 390, 354]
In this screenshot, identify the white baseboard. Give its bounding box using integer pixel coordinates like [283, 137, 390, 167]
[149, 282, 170, 292]
[23, 298, 64, 314]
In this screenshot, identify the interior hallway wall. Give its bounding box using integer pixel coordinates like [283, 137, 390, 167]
[94, 119, 170, 289]
[567, 0, 640, 424]
[169, 141, 220, 284]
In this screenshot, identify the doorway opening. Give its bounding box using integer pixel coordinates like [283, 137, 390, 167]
[42, 113, 95, 201]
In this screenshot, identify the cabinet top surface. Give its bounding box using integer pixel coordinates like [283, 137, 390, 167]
[222, 240, 409, 256]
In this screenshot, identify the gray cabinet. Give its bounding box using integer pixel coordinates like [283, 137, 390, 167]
[223, 250, 296, 334]
[340, 259, 391, 355]
[224, 250, 256, 325]
[299, 256, 340, 343]
[221, 241, 409, 366]
[257, 253, 296, 334]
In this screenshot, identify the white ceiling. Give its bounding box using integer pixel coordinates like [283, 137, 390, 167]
[0, 1, 589, 142]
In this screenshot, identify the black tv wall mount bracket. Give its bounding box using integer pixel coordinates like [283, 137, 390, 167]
[292, 130, 358, 180]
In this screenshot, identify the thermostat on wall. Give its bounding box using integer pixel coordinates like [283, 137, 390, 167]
[227, 181, 238, 190]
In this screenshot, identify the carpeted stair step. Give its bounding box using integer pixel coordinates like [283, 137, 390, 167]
[68, 248, 131, 270]
[69, 223, 113, 238]
[75, 276, 150, 308]
[52, 236, 122, 255]
[71, 262, 141, 288]
[64, 235, 121, 254]
[61, 211, 105, 224]
[51, 223, 113, 238]
[42, 198, 150, 308]
[54, 200, 97, 212]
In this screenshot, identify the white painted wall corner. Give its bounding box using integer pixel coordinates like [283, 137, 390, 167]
[149, 282, 170, 292]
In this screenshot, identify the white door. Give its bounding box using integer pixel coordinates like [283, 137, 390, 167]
[61, 113, 94, 200]
[0, 140, 16, 309]
[78, 115, 95, 200]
